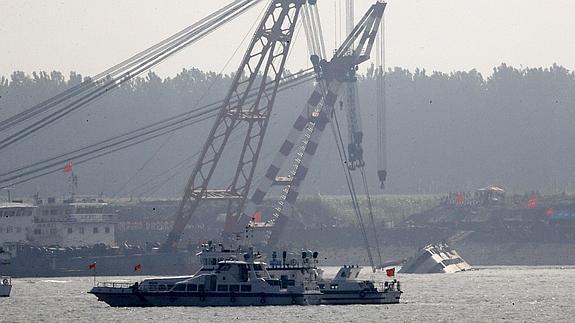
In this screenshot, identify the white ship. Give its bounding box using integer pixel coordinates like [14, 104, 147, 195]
[399, 243, 472, 274]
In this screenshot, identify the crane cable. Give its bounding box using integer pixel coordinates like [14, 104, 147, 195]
[0, 0, 258, 133]
[330, 108, 376, 273]
[0, 69, 316, 187]
[0, 0, 264, 152]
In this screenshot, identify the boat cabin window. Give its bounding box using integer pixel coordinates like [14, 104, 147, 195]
[229, 284, 239, 292]
[253, 264, 263, 271]
[240, 285, 252, 292]
[266, 279, 281, 286]
[198, 284, 205, 292]
[158, 284, 167, 291]
[239, 265, 249, 282]
[217, 285, 228, 292]
[216, 263, 231, 272]
[173, 284, 186, 292]
[187, 284, 197, 291]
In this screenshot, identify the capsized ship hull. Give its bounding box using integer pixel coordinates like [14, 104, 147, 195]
[399, 243, 471, 274]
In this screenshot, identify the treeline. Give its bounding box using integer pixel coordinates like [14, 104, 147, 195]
[1, 64, 574, 198]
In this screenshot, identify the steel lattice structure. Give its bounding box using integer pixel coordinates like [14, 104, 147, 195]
[164, 0, 306, 249]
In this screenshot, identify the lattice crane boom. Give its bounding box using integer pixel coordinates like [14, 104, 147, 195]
[237, 1, 386, 248]
[164, 0, 306, 250]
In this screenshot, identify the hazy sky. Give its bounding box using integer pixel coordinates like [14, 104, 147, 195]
[1, 0, 574, 78]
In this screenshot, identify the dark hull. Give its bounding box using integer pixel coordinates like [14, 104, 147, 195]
[4, 251, 199, 278]
[320, 290, 401, 305]
[90, 288, 320, 307]
[90, 288, 401, 307]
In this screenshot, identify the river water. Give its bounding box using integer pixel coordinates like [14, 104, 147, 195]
[1, 266, 574, 322]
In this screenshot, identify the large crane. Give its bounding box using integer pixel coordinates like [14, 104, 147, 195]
[235, 2, 387, 252]
[163, 0, 307, 250]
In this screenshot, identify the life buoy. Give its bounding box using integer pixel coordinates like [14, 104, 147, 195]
[290, 259, 297, 266]
[1, 279, 8, 285]
[199, 295, 206, 302]
[260, 297, 266, 304]
[291, 297, 297, 305]
[359, 289, 368, 298]
[230, 296, 236, 303]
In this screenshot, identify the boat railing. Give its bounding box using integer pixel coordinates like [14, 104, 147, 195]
[96, 282, 132, 288]
[0, 276, 11, 286]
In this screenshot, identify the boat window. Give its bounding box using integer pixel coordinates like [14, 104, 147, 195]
[173, 284, 186, 292]
[93, 227, 99, 234]
[217, 285, 228, 292]
[67, 228, 73, 234]
[79, 227, 84, 234]
[217, 264, 231, 272]
[266, 279, 281, 286]
[240, 285, 252, 292]
[187, 284, 197, 291]
[253, 264, 263, 271]
[229, 284, 239, 292]
[158, 285, 166, 291]
[239, 265, 249, 282]
[105, 227, 110, 234]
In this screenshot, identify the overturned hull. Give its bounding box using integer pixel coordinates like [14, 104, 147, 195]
[399, 244, 471, 274]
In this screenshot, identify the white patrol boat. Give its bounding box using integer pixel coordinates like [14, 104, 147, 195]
[266, 250, 401, 305]
[318, 265, 401, 305]
[0, 276, 11, 297]
[89, 248, 322, 307]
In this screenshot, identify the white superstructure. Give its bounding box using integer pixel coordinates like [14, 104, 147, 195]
[0, 197, 116, 248]
[0, 203, 36, 244]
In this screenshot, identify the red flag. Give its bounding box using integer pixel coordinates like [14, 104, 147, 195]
[88, 262, 96, 270]
[64, 162, 73, 173]
[546, 208, 554, 217]
[134, 264, 142, 272]
[455, 192, 465, 205]
[253, 211, 262, 223]
[527, 193, 537, 209]
[385, 267, 395, 277]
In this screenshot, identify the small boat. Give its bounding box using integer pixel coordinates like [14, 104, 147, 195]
[266, 251, 402, 305]
[0, 276, 11, 297]
[318, 265, 401, 305]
